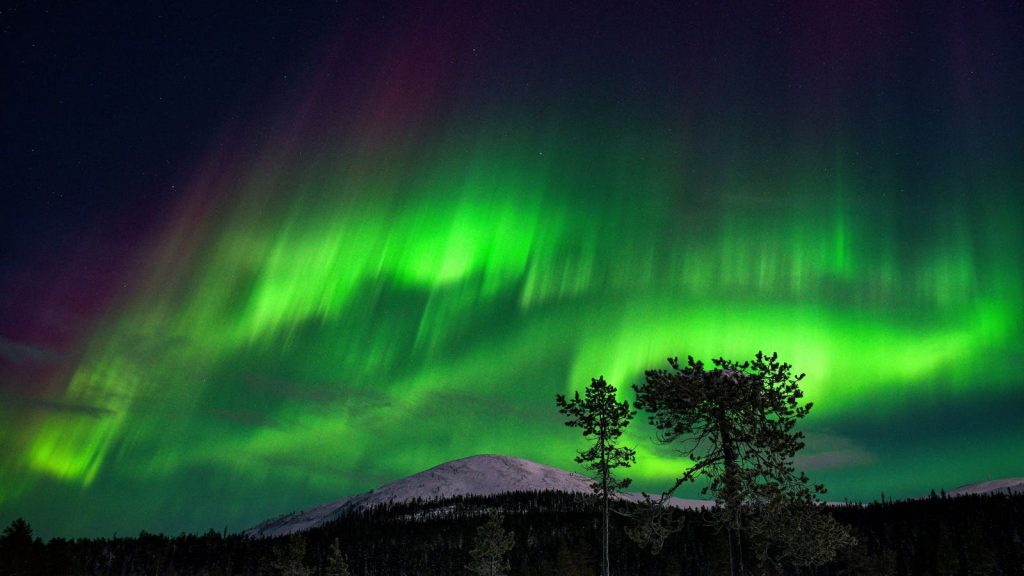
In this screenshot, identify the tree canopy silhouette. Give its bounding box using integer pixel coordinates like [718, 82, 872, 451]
[556, 376, 636, 576]
[466, 512, 514, 576]
[633, 351, 852, 574]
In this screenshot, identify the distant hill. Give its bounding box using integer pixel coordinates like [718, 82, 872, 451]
[248, 453, 1023, 538]
[948, 477, 1024, 497]
[247, 454, 709, 537]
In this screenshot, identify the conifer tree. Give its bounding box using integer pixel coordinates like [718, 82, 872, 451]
[271, 533, 310, 576]
[0, 518, 36, 576]
[556, 376, 636, 576]
[323, 538, 351, 576]
[466, 512, 514, 576]
[634, 352, 853, 575]
[541, 538, 596, 576]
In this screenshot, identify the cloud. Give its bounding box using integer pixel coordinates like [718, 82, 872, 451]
[795, 431, 875, 471]
[242, 374, 392, 407]
[209, 376, 394, 429]
[1, 392, 116, 418]
[210, 407, 280, 428]
[796, 449, 874, 471]
[0, 336, 63, 366]
[256, 452, 357, 479]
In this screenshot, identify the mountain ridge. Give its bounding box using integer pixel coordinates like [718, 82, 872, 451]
[948, 477, 1024, 497]
[246, 454, 1022, 538]
[246, 454, 709, 538]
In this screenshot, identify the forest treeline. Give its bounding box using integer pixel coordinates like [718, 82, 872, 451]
[2, 489, 1022, 576]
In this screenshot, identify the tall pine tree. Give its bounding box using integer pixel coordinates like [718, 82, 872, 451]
[556, 376, 636, 576]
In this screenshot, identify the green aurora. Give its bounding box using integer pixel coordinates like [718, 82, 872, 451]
[2, 2, 1022, 537]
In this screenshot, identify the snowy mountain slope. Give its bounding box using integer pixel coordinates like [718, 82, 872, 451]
[246, 454, 709, 538]
[246, 454, 1024, 538]
[948, 477, 1024, 497]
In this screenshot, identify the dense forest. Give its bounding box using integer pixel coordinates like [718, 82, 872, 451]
[1, 491, 1021, 575]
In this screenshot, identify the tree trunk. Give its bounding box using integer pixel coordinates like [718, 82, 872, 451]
[736, 524, 745, 576]
[603, 487, 610, 576]
[718, 408, 740, 576]
[601, 436, 610, 576]
[727, 527, 738, 576]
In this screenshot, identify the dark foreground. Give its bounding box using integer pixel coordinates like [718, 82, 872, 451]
[2, 491, 1022, 575]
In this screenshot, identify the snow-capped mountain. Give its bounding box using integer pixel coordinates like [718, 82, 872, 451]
[947, 477, 1024, 497]
[246, 454, 1024, 537]
[246, 454, 709, 538]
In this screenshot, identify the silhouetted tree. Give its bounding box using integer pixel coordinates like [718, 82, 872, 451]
[556, 376, 636, 576]
[747, 495, 856, 571]
[466, 512, 514, 576]
[0, 518, 37, 576]
[540, 538, 595, 576]
[271, 534, 309, 576]
[320, 537, 350, 576]
[634, 352, 853, 575]
[623, 492, 685, 555]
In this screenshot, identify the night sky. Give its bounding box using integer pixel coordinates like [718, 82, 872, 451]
[2, 1, 1023, 538]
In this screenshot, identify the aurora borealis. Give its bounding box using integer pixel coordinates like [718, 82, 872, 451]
[2, 2, 1023, 537]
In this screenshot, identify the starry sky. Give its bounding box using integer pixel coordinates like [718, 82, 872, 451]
[2, 1, 1023, 538]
